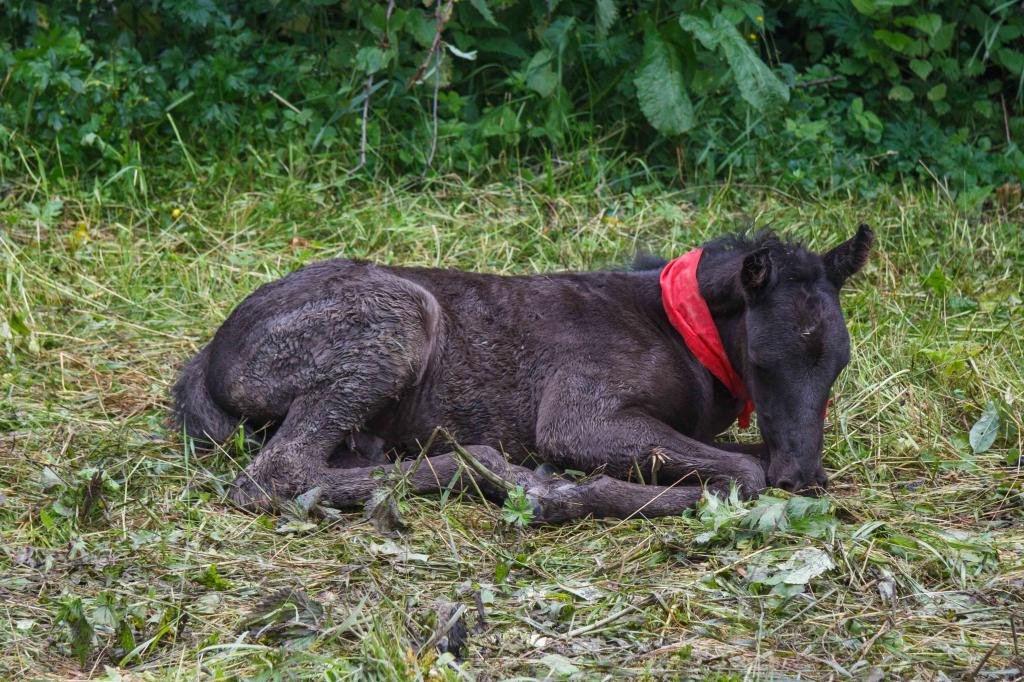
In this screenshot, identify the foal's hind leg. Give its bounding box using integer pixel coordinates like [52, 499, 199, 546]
[226, 278, 441, 509]
[229, 391, 384, 508]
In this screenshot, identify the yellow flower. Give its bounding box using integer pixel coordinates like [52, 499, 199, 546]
[749, 33, 757, 41]
[171, 208, 182, 219]
[757, 15, 764, 22]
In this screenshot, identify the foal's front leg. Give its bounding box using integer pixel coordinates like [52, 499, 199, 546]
[713, 441, 767, 459]
[538, 409, 767, 497]
[305, 445, 714, 524]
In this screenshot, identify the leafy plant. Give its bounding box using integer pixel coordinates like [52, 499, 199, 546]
[501, 486, 535, 527]
[969, 400, 1000, 454]
[693, 488, 836, 547]
[1, 0, 1020, 191]
[56, 597, 95, 668]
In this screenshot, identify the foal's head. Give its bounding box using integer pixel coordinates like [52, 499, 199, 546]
[703, 225, 874, 494]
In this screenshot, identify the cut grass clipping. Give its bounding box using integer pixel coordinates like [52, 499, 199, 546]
[1, 173, 1022, 680]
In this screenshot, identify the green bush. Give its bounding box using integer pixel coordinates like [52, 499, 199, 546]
[1, 1, 1021, 192]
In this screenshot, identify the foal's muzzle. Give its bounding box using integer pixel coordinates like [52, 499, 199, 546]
[768, 462, 829, 495]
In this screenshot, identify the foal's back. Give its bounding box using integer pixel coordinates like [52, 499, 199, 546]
[190, 258, 675, 459]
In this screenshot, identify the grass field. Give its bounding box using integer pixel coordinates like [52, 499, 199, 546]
[1, 165, 1022, 680]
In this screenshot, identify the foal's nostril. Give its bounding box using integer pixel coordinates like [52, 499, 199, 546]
[774, 476, 798, 493]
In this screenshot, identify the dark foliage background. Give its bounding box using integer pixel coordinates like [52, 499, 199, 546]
[1, 0, 1021, 194]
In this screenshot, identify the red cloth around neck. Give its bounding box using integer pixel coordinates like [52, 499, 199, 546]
[660, 248, 755, 428]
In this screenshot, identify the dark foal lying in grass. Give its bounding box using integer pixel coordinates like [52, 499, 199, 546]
[172, 226, 874, 524]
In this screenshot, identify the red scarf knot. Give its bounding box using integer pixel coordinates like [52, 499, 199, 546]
[660, 248, 755, 429]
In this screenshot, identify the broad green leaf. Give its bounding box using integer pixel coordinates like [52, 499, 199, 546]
[355, 46, 389, 74]
[679, 13, 721, 50]
[480, 37, 528, 60]
[785, 495, 830, 520]
[927, 83, 947, 101]
[525, 49, 559, 97]
[596, 0, 618, 40]
[922, 266, 950, 295]
[40, 466, 63, 491]
[541, 653, 579, 677]
[995, 48, 1024, 75]
[850, 0, 880, 16]
[889, 84, 913, 101]
[874, 29, 915, 53]
[907, 13, 942, 37]
[909, 59, 932, 80]
[929, 22, 955, 51]
[748, 548, 835, 587]
[743, 496, 788, 533]
[710, 14, 789, 111]
[295, 486, 322, 517]
[776, 548, 835, 584]
[8, 312, 30, 336]
[633, 32, 694, 135]
[469, 0, 497, 26]
[544, 16, 576, 56]
[969, 401, 999, 454]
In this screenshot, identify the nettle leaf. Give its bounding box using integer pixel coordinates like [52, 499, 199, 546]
[194, 563, 232, 590]
[355, 46, 390, 74]
[633, 31, 694, 135]
[744, 496, 788, 533]
[57, 598, 95, 668]
[364, 487, 408, 536]
[927, 83, 947, 101]
[525, 49, 559, 98]
[596, 0, 618, 40]
[242, 588, 324, 645]
[969, 401, 1000, 454]
[700, 14, 790, 111]
[469, 0, 497, 26]
[784, 495, 830, 521]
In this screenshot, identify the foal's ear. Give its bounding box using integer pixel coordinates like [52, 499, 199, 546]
[740, 246, 773, 297]
[824, 224, 874, 288]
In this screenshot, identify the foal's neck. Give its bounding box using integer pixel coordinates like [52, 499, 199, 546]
[695, 250, 749, 380]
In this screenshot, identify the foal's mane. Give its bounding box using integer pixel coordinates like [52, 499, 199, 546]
[703, 229, 822, 282]
[630, 229, 823, 283]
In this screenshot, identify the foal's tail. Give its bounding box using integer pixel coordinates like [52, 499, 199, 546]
[171, 346, 242, 449]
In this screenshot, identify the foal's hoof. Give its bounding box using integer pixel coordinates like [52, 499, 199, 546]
[736, 472, 767, 500]
[227, 477, 274, 513]
[716, 464, 767, 501]
[533, 462, 564, 479]
[524, 482, 580, 526]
